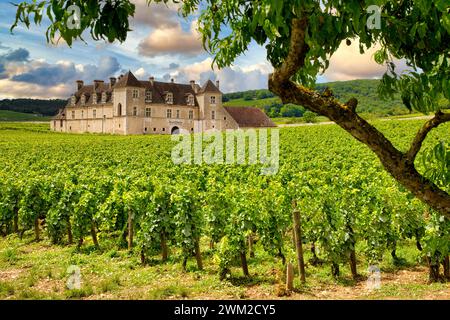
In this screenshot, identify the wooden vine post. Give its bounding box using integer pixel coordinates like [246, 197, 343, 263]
[292, 200, 306, 284]
[127, 210, 134, 250]
[286, 262, 294, 292]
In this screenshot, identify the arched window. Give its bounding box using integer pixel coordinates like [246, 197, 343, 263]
[117, 103, 122, 116]
[93, 93, 97, 104]
[101, 92, 107, 103]
[81, 94, 86, 106]
[71, 96, 76, 106]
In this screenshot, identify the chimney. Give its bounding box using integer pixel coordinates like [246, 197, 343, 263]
[190, 80, 196, 91]
[109, 77, 116, 89]
[94, 80, 104, 90]
[76, 80, 84, 91]
[149, 76, 154, 85]
[216, 80, 220, 89]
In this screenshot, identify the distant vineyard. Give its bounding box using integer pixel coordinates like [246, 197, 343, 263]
[0, 121, 448, 284]
[224, 79, 410, 118]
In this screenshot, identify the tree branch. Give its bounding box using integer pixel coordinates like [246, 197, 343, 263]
[272, 18, 309, 83]
[406, 111, 450, 163]
[269, 16, 450, 217]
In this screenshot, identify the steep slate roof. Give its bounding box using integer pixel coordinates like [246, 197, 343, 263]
[224, 107, 276, 128]
[199, 80, 221, 94]
[141, 80, 199, 106]
[114, 71, 142, 88]
[67, 81, 114, 107]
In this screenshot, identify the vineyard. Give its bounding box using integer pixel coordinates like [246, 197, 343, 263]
[0, 120, 449, 299]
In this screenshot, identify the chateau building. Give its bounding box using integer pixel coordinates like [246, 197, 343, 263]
[51, 71, 275, 135]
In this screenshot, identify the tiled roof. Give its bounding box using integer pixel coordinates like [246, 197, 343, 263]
[224, 107, 276, 128]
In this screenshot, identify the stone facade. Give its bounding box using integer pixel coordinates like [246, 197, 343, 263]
[51, 71, 275, 135]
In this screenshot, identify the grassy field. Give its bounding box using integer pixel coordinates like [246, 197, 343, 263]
[0, 110, 51, 122]
[224, 97, 280, 108]
[1, 231, 449, 300]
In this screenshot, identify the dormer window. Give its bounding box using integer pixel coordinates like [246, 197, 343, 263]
[210, 96, 216, 105]
[166, 92, 173, 104]
[187, 94, 195, 106]
[101, 92, 107, 104]
[71, 96, 76, 106]
[81, 94, 86, 106]
[145, 90, 152, 103]
[132, 89, 139, 99]
[93, 93, 97, 105]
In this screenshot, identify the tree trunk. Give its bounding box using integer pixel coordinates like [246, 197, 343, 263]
[390, 239, 400, 265]
[182, 257, 188, 272]
[391, 249, 400, 265]
[427, 257, 440, 283]
[310, 243, 320, 266]
[416, 240, 423, 251]
[127, 210, 133, 250]
[331, 263, 340, 278]
[286, 263, 294, 292]
[349, 249, 358, 281]
[13, 208, 19, 234]
[67, 218, 73, 245]
[78, 237, 83, 248]
[34, 217, 40, 241]
[292, 201, 306, 283]
[240, 250, 249, 277]
[91, 222, 99, 248]
[443, 256, 449, 281]
[272, 79, 450, 217]
[209, 239, 214, 250]
[140, 249, 146, 265]
[248, 234, 255, 258]
[415, 231, 423, 251]
[161, 230, 168, 262]
[194, 238, 203, 270]
[278, 247, 286, 265]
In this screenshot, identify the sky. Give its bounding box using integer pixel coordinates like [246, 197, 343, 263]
[0, 0, 395, 99]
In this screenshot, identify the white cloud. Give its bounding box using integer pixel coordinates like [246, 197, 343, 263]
[138, 20, 203, 57]
[131, 0, 180, 28]
[167, 57, 270, 93]
[0, 79, 72, 99]
[323, 40, 410, 81]
[0, 55, 122, 98]
[134, 67, 146, 77]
